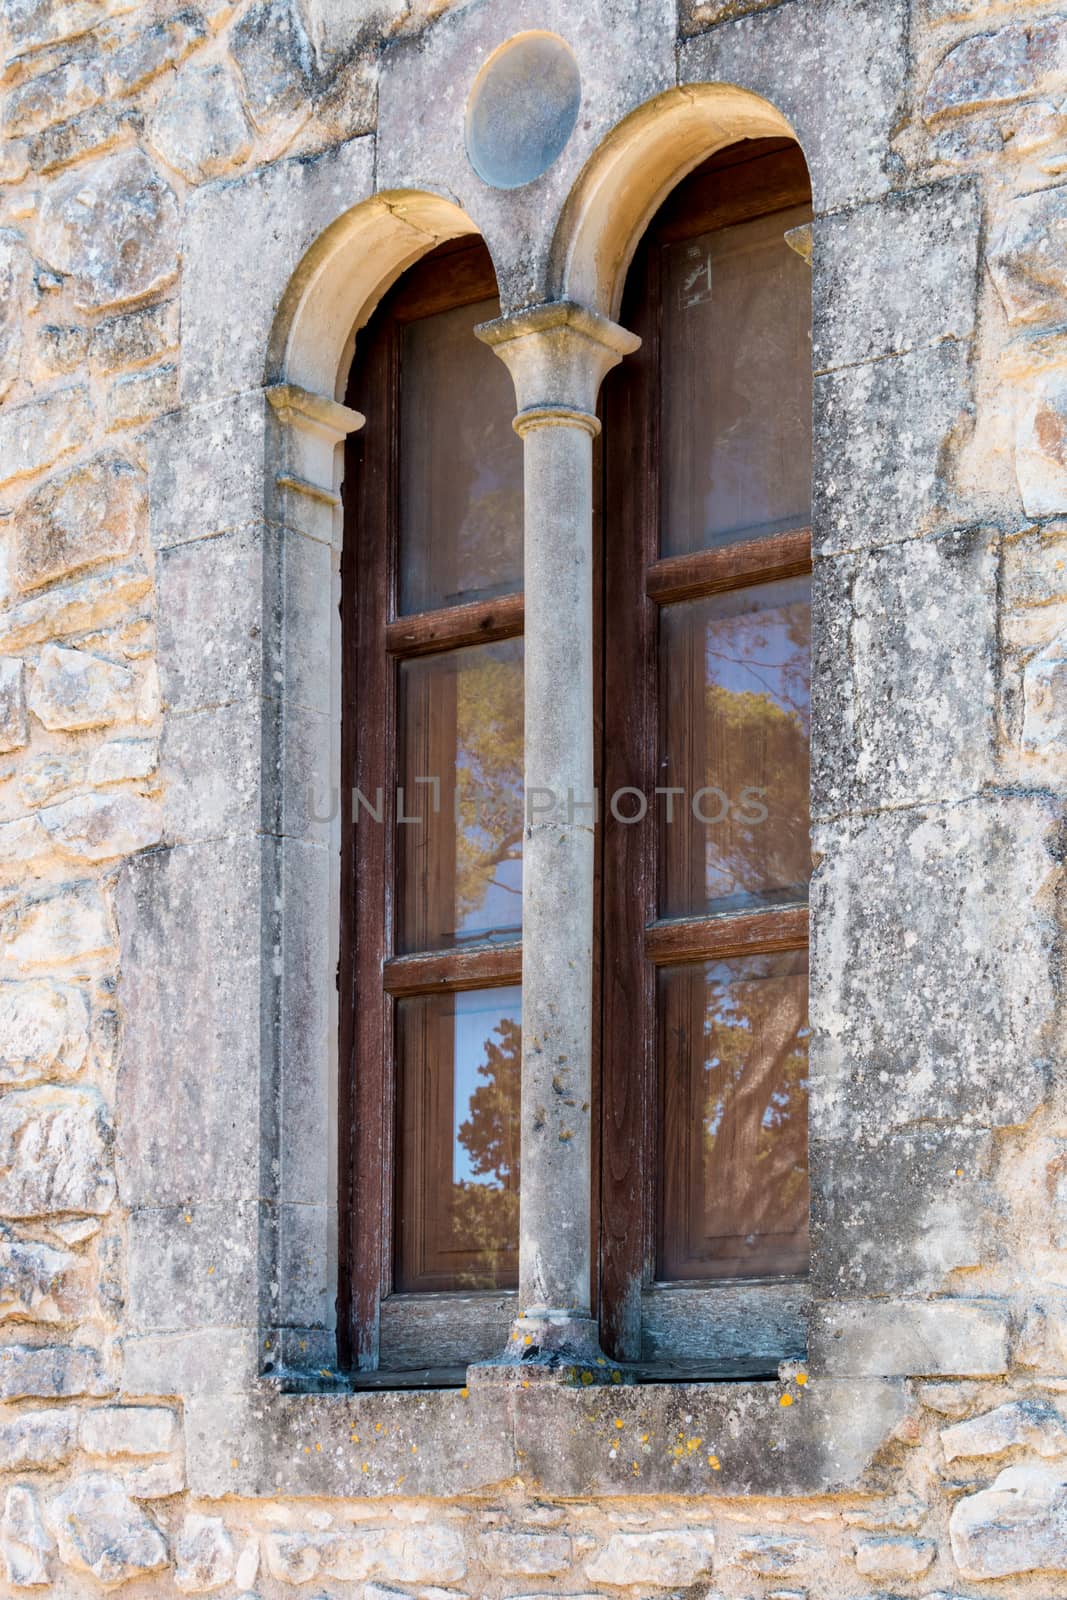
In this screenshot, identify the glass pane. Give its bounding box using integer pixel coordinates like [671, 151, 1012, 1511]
[661, 204, 812, 557]
[658, 576, 810, 918]
[658, 951, 809, 1281]
[398, 638, 523, 953]
[399, 296, 523, 614]
[395, 987, 521, 1293]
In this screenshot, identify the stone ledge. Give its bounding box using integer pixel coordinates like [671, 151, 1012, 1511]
[184, 1376, 909, 1500]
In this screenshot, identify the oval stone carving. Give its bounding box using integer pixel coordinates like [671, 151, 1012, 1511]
[465, 31, 581, 190]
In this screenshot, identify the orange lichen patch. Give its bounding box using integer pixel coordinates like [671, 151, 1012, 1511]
[611, 1370, 623, 1383]
[631, 1461, 640, 1474]
[614, 1419, 624, 1429]
[708, 1454, 721, 1469]
[231, 1458, 238, 1469]
[460, 1388, 469, 1399]
[580, 1370, 594, 1385]
[796, 1372, 808, 1387]
[780, 1393, 794, 1407]
[184, 1213, 192, 1224]
[523, 1334, 533, 1345]
[206, 1264, 215, 1275]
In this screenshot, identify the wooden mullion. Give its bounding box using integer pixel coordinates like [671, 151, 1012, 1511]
[645, 904, 809, 967]
[646, 526, 811, 606]
[386, 592, 524, 657]
[383, 939, 522, 997]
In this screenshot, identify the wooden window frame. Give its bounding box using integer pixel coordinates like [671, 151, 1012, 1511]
[598, 139, 813, 1366]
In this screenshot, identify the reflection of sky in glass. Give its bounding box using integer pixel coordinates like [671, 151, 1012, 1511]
[701, 580, 811, 734]
[452, 986, 521, 1185]
[457, 854, 522, 941]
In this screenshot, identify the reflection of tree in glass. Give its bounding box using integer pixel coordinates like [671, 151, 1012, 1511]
[450, 1016, 520, 1289]
[454, 647, 524, 930]
[700, 970, 809, 1262]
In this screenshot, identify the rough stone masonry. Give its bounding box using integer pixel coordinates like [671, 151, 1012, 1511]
[0, 0, 1065, 1594]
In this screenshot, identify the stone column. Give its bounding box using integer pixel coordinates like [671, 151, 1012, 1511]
[476, 303, 639, 1363]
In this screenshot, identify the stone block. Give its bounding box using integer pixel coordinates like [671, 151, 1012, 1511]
[87, 737, 158, 788]
[148, 63, 252, 183]
[156, 525, 272, 712]
[732, 1533, 818, 1574]
[127, 1203, 260, 1334]
[2, 55, 105, 138]
[116, 839, 266, 1206]
[812, 181, 979, 371]
[0, 882, 114, 971]
[0, 982, 89, 1084]
[0, 562, 151, 654]
[27, 104, 127, 176]
[36, 321, 89, 376]
[1017, 369, 1067, 517]
[121, 1327, 259, 1397]
[810, 1299, 1010, 1377]
[810, 797, 1055, 1138]
[277, 1201, 328, 1328]
[279, 839, 332, 1206]
[989, 184, 1067, 330]
[0, 1085, 115, 1218]
[480, 1531, 571, 1576]
[39, 792, 162, 864]
[941, 1399, 1067, 1461]
[679, 0, 906, 213]
[0, 1407, 76, 1470]
[175, 1514, 235, 1593]
[106, 12, 207, 97]
[0, 386, 90, 490]
[812, 1127, 999, 1296]
[13, 454, 145, 593]
[0, 1342, 107, 1399]
[0, 659, 26, 755]
[28, 645, 137, 732]
[36, 149, 179, 312]
[50, 1472, 168, 1586]
[0, 1484, 50, 1587]
[180, 136, 374, 401]
[950, 1465, 1067, 1578]
[230, 0, 314, 131]
[105, 364, 179, 432]
[853, 1535, 936, 1579]
[585, 1530, 716, 1586]
[925, 18, 1067, 121]
[123, 1456, 186, 1498]
[1023, 632, 1067, 754]
[161, 701, 263, 845]
[3, 0, 138, 62]
[0, 1231, 93, 1322]
[80, 1405, 178, 1459]
[813, 341, 972, 555]
[91, 302, 179, 375]
[148, 393, 267, 549]
[812, 530, 995, 817]
[0, 231, 31, 404]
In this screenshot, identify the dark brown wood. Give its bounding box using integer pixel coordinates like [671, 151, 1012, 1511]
[652, 141, 811, 244]
[645, 905, 809, 966]
[386, 592, 524, 657]
[383, 940, 522, 996]
[646, 526, 812, 606]
[388, 235, 501, 323]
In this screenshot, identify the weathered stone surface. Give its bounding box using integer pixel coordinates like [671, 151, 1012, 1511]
[121, 1327, 258, 1398]
[124, 1456, 186, 1498]
[0, 562, 151, 654]
[36, 321, 89, 376]
[0, 1407, 76, 1470]
[0, 1085, 115, 1217]
[105, 364, 179, 432]
[148, 64, 251, 183]
[812, 1127, 999, 1295]
[27, 104, 126, 175]
[0, 980, 89, 1083]
[0, 881, 115, 970]
[0, 231, 31, 403]
[148, 393, 267, 548]
[989, 186, 1067, 330]
[14, 455, 145, 593]
[1017, 369, 1067, 517]
[0, 1484, 50, 1587]
[0, 1341, 107, 1399]
[951, 1465, 1067, 1578]
[811, 797, 1054, 1136]
[91, 302, 178, 375]
[80, 1405, 178, 1458]
[0, 1231, 90, 1322]
[942, 1399, 1067, 1461]
[28, 645, 137, 731]
[50, 1472, 168, 1585]
[265, 1523, 467, 1585]
[0, 387, 90, 491]
[585, 1530, 716, 1586]
[813, 341, 972, 555]
[925, 18, 1067, 121]
[3, 56, 105, 138]
[230, 0, 314, 130]
[2, 0, 138, 62]
[811, 1300, 1010, 1377]
[36, 150, 179, 312]
[481, 1531, 571, 1576]
[732, 1533, 818, 1575]
[39, 792, 162, 864]
[853, 1534, 936, 1579]
[1023, 632, 1067, 753]
[0, 661, 27, 756]
[15, 756, 81, 810]
[175, 1514, 234, 1593]
[106, 12, 207, 96]
[127, 1203, 259, 1334]
[813, 181, 979, 371]
[87, 738, 157, 787]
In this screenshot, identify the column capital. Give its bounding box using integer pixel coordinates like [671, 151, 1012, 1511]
[476, 300, 640, 434]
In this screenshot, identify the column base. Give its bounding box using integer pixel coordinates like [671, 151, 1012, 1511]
[467, 1313, 634, 1388]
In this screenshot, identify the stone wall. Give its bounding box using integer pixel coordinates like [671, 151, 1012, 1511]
[0, 0, 1065, 1594]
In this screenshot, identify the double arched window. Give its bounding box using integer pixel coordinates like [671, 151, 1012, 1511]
[340, 138, 813, 1380]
